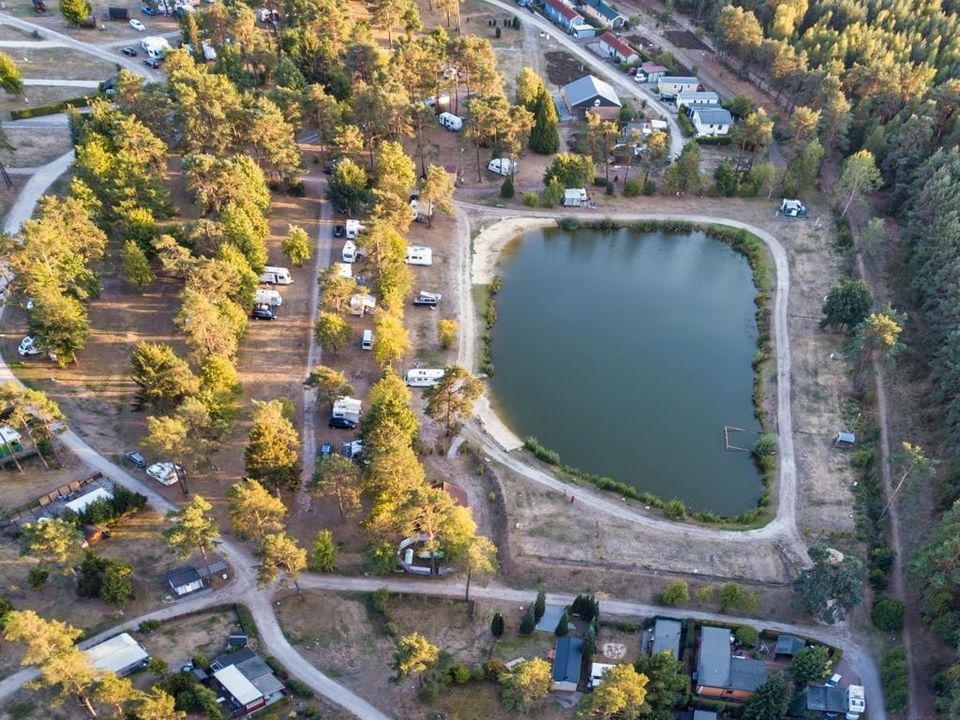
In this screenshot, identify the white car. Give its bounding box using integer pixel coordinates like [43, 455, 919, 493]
[146, 461, 181, 486]
[130, 19, 146, 31]
[17, 336, 41, 357]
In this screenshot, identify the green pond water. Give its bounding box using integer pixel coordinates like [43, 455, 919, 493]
[488, 227, 763, 515]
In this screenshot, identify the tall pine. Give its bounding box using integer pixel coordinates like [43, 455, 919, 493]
[529, 88, 560, 155]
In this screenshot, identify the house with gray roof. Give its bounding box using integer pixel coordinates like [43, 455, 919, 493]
[695, 626, 766, 700]
[561, 75, 622, 120]
[652, 618, 682, 659]
[691, 105, 733, 137]
[551, 637, 584, 692]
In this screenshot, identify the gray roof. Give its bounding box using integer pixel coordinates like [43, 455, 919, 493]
[775, 634, 806, 655]
[807, 684, 849, 713]
[693, 105, 734, 125]
[552, 637, 583, 683]
[166, 566, 202, 587]
[697, 627, 731, 687]
[211, 648, 255, 671]
[729, 656, 767, 692]
[652, 618, 682, 659]
[659, 76, 699, 84]
[585, 0, 624, 20]
[677, 91, 719, 101]
[693, 712, 718, 720]
[562, 75, 622, 108]
[236, 656, 284, 697]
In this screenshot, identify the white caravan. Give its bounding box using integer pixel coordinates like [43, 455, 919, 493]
[405, 246, 433, 266]
[405, 368, 446, 387]
[259, 266, 292, 284]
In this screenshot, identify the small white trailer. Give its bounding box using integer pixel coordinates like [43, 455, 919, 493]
[405, 246, 433, 266]
[336, 262, 352, 279]
[438, 112, 463, 131]
[487, 158, 517, 176]
[405, 368, 446, 387]
[332, 396, 362, 422]
[254, 288, 283, 307]
[563, 188, 588, 207]
[259, 266, 292, 284]
[345, 219, 363, 239]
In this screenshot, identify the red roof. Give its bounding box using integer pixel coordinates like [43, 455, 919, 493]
[545, 0, 581, 22]
[600, 32, 635, 58]
[642, 61, 669, 73]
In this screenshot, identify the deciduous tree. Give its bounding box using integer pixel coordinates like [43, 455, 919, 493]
[633, 652, 686, 720]
[305, 365, 354, 405]
[742, 673, 790, 720]
[0, 52, 23, 95]
[792, 544, 863, 623]
[838, 149, 882, 217]
[820, 279, 874, 331]
[500, 658, 552, 711]
[419, 164, 456, 228]
[60, 0, 91, 26]
[314, 312, 352, 353]
[281, 224, 312, 267]
[789, 645, 831, 685]
[576, 663, 648, 719]
[373, 311, 411, 367]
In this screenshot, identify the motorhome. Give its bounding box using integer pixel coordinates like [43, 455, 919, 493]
[254, 288, 282, 307]
[332, 396, 362, 423]
[405, 246, 433, 266]
[413, 291, 441, 307]
[563, 188, 588, 207]
[336, 262, 352, 279]
[438, 112, 463, 131]
[345, 219, 363, 239]
[780, 198, 807, 218]
[406, 368, 446, 387]
[342, 240, 358, 263]
[361, 329, 373, 350]
[140, 35, 171, 58]
[487, 158, 517, 176]
[259, 266, 292, 284]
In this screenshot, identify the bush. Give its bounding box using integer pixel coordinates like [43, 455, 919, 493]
[666, 498, 686, 519]
[236, 605, 259, 638]
[524, 436, 561, 466]
[11, 95, 91, 120]
[881, 647, 908, 713]
[660, 580, 690, 606]
[642, 179, 657, 195]
[753, 434, 777, 457]
[677, 113, 694, 137]
[623, 179, 641, 197]
[369, 587, 390, 616]
[500, 176, 515, 198]
[138, 619, 160, 634]
[522, 191, 538, 207]
[491, 612, 505, 637]
[27, 567, 49, 589]
[734, 625, 759, 646]
[872, 597, 905, 632]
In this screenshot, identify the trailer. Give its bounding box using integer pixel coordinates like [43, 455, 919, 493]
[563, 188, 588, 207]
[332, 396, 362, 423]
[438, 112, 463, 131]
[405, 246, 433, 266]
[345, 219, 363, 239]
[259, 266, 292, 284]
[254, 288, 282, 307]
[406, 368, 445, 387]
[487, 157, 517, 176]
[336, 262, 352, 279]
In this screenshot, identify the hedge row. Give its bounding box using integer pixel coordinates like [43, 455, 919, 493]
[10, 95, 93, 120]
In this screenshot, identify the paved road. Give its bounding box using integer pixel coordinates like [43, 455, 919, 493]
[0, 40, 63, 48]
[2, 150, 73, 234]
[21, 78, 100, 88]
[479, 0, 685, 158]
[0, 13, 160, 83]
[454, 203, 803, 551]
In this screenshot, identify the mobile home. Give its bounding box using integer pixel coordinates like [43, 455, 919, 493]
[563, 188, 588, 207]
[438, 112, 463, 131]
[345, 219, 363, 239]
[406, 368, 446, 387]
[405, 246, 433, 266]
[332, 397, 362, 423]
[342, 240, 358, 263]
[657, 75, 700, 97]
[259, 266, 292, 285]
[336, 262, 352, 279]
[254, 288, 282, 307]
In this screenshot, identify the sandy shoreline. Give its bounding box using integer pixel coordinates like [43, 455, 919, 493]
[471, 216, 553, 285]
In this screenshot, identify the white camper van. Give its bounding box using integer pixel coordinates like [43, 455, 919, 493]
[342, 240, 358, 263]
[361, 329, 373, 350]
[487, 158, 516, 176]
[345, 219, 363, 239]
[336, 262, 352, 279]
[438, 112, 463, 131]
[260, 266, 292, 284]
[405, 246, 433, 266]
[406, 368, 446, 387]
[254, 288, 283, 307]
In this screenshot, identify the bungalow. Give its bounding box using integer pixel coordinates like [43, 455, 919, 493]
[551, 636, 584, 692]
[806, 683, 866, 720]
[640, 61, 669, 82]
[561, 75, 622, 120]
[214, 665, 265, 714]
[695, 626, 767, 700]
[675, 90, 720, 110]
[657, 75, 700, 97]
[774, 634, 806, 657]
[210, 648, 285, 711]
[581, 0, 626, 28]
[84, 633, 150, 677]
[166, 566, 205, 597]
[652, 618, 682, 659]
[598, 32, 639, 64]
[691, 105, 733, 137]
[543, 0, 596, 38]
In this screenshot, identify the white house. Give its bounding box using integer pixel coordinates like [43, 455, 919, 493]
[691, 105, 733, 137]
[166, 566, 205, 597]
[598, 32, 639, 64]
[64, 487, 113, 515]
[675, 90, 720, 110]
[657, 76, 700, 97]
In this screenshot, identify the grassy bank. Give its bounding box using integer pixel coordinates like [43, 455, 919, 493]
[517, 217, 777, 528]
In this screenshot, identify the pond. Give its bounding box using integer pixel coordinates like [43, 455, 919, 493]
[488, 227, 763, 515]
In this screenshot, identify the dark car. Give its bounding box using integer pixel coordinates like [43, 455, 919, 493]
[125, 451, 147, 468]
[120, 46, 138, 57]
[328, 416, 357, 430]
[319, 443, 333, 458]
[251, 303, 277, 320]
[140, 4, 157, 14]
[144, 57, 162, 69]
[333, 225, 345, 238]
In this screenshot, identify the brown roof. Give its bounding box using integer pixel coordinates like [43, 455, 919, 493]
[545, 0, 582, 22]
[600, 32, 635, 58]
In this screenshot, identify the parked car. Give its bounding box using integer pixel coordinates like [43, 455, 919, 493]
[333, 225, 345, 238]
[17, 336, 42, 357]
[129, 18, 146, 30]
[329, 417, 357, 430]
[120, 46, 138, 56]
[319, 443, 333, 458]
[251, 303, 277, 320]
[125, 451, 147, 468]
[140, 4, 157, 14]
[146, 461, 181, 486]
[144, 56, 161, 68]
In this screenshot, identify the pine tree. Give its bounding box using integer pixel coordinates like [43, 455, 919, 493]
[534, 583, 546, 622]
[519, 604, 536, 635]
[529, 87, 560, 154]
[555, 610, 569, 637]
[582, 623, 597, 658]
[491, 612, 505, 637]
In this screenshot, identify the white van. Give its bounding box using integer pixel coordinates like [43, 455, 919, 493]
[342, 240, 358, 263]
[438, 112, 463, 132]
[406, 368, 445, 387]
[487, 158, 516, 176]
[254, 288, 282, 307]
[345, 219, 363, 239]
[361, 329, 373, 351]
[260, 266, 292, 285]
[405, 246, 433, 266]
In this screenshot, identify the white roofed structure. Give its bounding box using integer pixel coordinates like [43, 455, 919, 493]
[84, 633, 149, 676]
[214, 664, 263, 706]
[65, 487, 113, 515]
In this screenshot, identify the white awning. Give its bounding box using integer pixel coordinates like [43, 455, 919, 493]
[215, 665, 263, 705]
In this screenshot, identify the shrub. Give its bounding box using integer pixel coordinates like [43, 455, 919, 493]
[236, 605, 259, 638]
[138, 619, 160, 634]
[557, 217, 582, 231]
[623, 179, 641, 197]
[642, 179, 657, 195]
[11, 95, 91, 120]
[491, 612, 505, 637]
[719, 582, 758, 613]
[735, 625, 759, 646]
[451, 664, 471, 684]
[519, 605, 536, 635]
[522, 191, 538, 207]
[881, 647, 908, 712]
[500, 176, 515, 198]
[524, 436, 561, 466]
[660, 580, 690, 606]
[370, 587, 390, 616]
[872, 597, 905, 632]
[753, 434, 777, 457]
[666, 498, 686, 519]
[27, 567, 49, 589]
